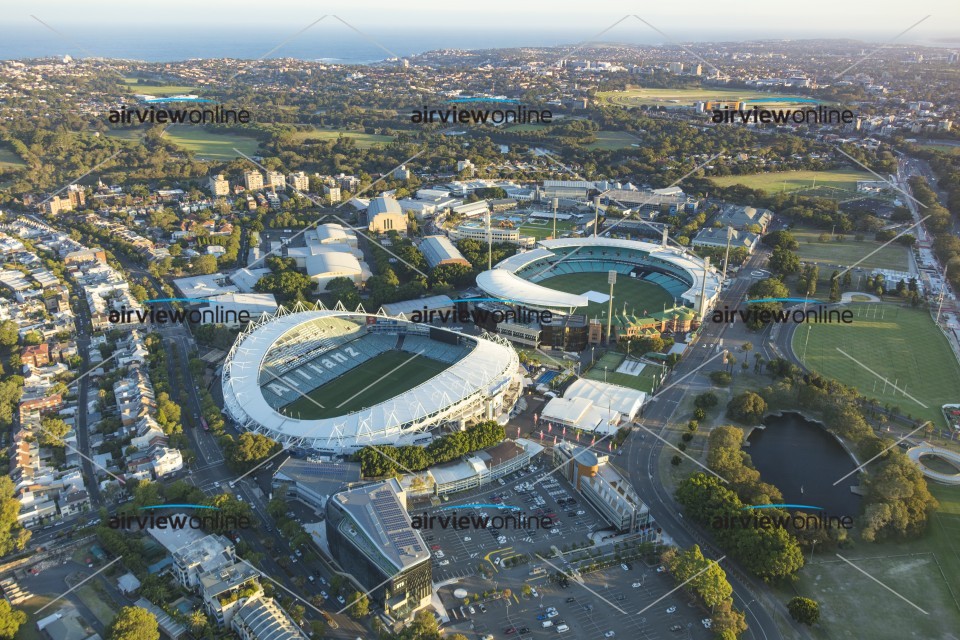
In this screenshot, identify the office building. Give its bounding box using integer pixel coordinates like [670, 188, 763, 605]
[325, 479, 431, 619]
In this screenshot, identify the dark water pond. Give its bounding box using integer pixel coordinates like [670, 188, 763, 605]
[746, 412, 862, 515]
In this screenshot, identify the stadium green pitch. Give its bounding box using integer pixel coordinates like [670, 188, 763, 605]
[280, 350, 450, 419]
[537, 272, 676, 319]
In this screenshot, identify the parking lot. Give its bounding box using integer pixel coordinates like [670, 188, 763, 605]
[429, 464, 714, 639]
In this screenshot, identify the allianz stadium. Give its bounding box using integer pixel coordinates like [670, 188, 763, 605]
[221, 304, 522, 454]
[476, 237, 722, 316]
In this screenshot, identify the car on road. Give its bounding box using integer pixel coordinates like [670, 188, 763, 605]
[565, 597, 576, 603]
[632, 582, 642, 588]
[430, 544, 441, 550]
[604, 632, 616, 638]
[308, 576, 315, 582]
[666, 606, 677, 613]
[670, 625, 683, 632]
[478, 603, 487, 613]
[547, 610, 558, 618]
[657, 565, 666, 573]
[438, 560, 449, 566]
[463, 536, 471, 541]
[621, 563, 629, 571]
[320, 591, 328, 599]
[504, 628, 516, 635]
[336, 596, 345, 605]
[536, 614, 547, 621]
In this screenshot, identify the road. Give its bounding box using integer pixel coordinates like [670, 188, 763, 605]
[618, 248, 806, 640]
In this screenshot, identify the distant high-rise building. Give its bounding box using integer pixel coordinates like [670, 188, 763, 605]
[693, 64, 702, 76]
[208, 174, 230, 197]
[393, 165, 411, 180]
[288, 171, 309, 192]
[323, 185, 341, 203]
[243, 171, 264, 191]
[669, 62, 684, 74]
[265, 171, 285, 191]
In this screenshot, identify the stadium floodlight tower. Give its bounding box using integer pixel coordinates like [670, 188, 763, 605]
[607, 270, 617, 344]
[552, 197, 559, 239]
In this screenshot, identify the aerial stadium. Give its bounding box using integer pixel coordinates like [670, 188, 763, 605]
[476, 236, 723, 317]
[221, 305, 522, 454]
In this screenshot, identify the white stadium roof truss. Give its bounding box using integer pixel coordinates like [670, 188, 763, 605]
[221, 306, 520, 453]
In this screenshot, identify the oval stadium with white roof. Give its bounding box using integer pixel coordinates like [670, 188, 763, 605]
[221, 306, 522, 454]
[476, 236, 722, 316]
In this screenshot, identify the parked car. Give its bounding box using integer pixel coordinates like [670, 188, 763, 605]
[666, 606, 677, 614]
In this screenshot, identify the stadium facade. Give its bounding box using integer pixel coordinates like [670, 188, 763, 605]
[221, 303, 522, 454]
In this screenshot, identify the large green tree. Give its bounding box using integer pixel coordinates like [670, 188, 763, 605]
[787, 597, 820, 625]
[107, 607, 159, 640]
[0, 600, 26, 640]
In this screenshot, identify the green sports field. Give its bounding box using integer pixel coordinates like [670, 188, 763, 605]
[595, 87, 811, 108]
[585, 131, 641, 151]
[789, 482, 960, 639]
[286, 128, 395, 148]
[122, 78, 198, 96]
[792, 225, 912, 272]
[103, 127, 262, 160]
[583, 351, 665, 393]
[0, 146, 25, 168]
[794, 303, 960, 426]
[518, 218, 579, 240]
[709, 169, 876, 197]
[280, 350, 449, 419]
[537, 272, 677, 319]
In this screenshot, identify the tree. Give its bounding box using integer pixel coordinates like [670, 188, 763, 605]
[829, 272, 842, 302]
[745, 278, 790, 330]
[0, 321, 18, 347]
[768, 246, 800, 276]
[187, 610, 207, 634]
[38, 416, 70, 447]
[0, 601, 26, 640]
[695, 392, 719, 410]
[0, 478, 30, 555]
[787, 597, 820, 625]
[190, 254, 218, 275]
[107, 607, 159, 640]
[348, 591, 369, 619]
[727, 392, 767, 425]
[226, 433, 280, 471]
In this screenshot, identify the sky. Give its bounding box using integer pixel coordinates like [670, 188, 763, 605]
[2, 0, 958, 61]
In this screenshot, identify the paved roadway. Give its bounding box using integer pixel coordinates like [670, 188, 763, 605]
[617, 248, 807, 640]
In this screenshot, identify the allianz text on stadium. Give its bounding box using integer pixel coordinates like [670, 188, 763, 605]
[221, 306, 522, 454]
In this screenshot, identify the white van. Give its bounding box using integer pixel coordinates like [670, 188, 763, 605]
[542, 621, 554, 628]
[557, 624, 570, 633]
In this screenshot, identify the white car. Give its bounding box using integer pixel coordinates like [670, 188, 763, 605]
[632, 582, 642, 588]
[469, 606, 475, 615]
[657, 566, 666, 573]
[320, 591, 328, 599]
[604, 632, 616, 638]
[435, 551, 445, 558]
[336, 595, 345, 605]
[666, 606, 677, 614]
[702, 618, 713, 628]
[497, 536, 507, 544]
[439, 560, 450, 566]
[576, 510, 585, 516]
[464, 537, 471, 541]
[547, 610, 558, 618]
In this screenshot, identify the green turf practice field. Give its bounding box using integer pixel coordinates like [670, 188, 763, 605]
[537, 271, 677, 319]
[792, 225, 912, 272]
[709, 169, 875, 197]
[595, 87, 811, 107]
[794, 303, 960, 426]
[788, 482, 960, 639]
[280, 349, 449, 419]
[286, 127, 395, 148]
[122, 78, 198, 95]
[583, 351, 665, 393]
[586, 131, 641, 151]
[518, 218, 579, 240]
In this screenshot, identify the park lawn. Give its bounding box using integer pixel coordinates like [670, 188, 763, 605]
[163, 128, 262, 160]
[794, 303, 960, 427]
[787, 483, 960, 640]
[791, 225, 912, 272]
[585, 130, 641, 151]
[920, 143, 960, 156]
[281, 350, 449, 419]
[595, 87, 809, 107]
[122, 78, 198, 95]
[286, 127, 395, 148]
[0, 145, 25, 168]
[709, 169, 875, 195]
[506, 123, 553, 132]
[537, 271, 677, 320]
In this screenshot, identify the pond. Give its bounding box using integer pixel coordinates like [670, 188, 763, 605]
[746, 412, 862, 515]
